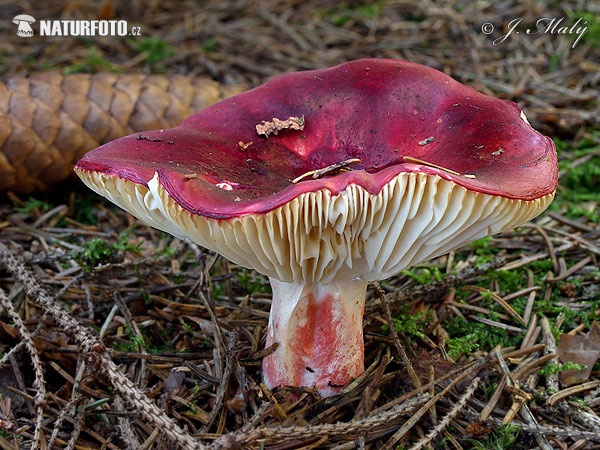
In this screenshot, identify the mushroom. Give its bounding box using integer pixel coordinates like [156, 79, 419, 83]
[12, 14, 35, 37]
[74, 59, 558, 396]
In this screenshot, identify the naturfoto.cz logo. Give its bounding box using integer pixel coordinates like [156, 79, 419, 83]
[11, 16, 142, 37]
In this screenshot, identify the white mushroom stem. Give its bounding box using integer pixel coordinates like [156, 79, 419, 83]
[263, 277, 367, 397]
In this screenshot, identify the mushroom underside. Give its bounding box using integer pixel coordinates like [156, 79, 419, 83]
[76, 168, 554, 285]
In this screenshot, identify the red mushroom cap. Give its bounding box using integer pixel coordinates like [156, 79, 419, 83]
[75, 59, 557, 220]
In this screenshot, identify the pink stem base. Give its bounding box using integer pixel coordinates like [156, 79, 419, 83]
[263, 278, 367, 397]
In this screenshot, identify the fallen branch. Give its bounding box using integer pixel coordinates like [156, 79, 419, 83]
[209, 392, 430, 449]
[471, 414, 600, 442]
[0, 242, 205, 450]
[409, 377, 480, 450]
[0, 289, 46, 449]
[380, 353, 491, 450]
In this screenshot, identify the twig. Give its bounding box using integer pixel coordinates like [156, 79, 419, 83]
[527, 224, 558, 273]
[409, 377, 480, 450]
[547, 255, 593, 282]
[547, 212, 597, 233]
[103, 359, 204, 449]
[0, 242, 105, 358]
[140, 428, 161, 450]
[499, 242, 575, 271]
[476, 415, 600, 442]
[547, 381, 600, 406]
[65, 399, 86, 450]
[480, 373, 508, 421]
[374, 282, 421, 389]
[258, 10, 311, 51]
[542, 227, 600, 257]
[540, 317, 559, 392]
[292, 158, 361, 183]
[114, 292, 148, 385]
[494, 348, 553, 450]
[202, 332, 238, 432]
[402, 156, 476, 178]
[47, 393, 83, 450]
[114, 395, 141, 450]
[256, 115, 304, 138]
[0, 288, 46, 450]
[379, 354, 491, 450]
[0, 341, 26, 370]
[209, 393, 430, 449]
[467, 315, 525, 333]
[99, 304, 119, 338]
[512, 353, 557, 381]
[0, 435, 17, 450]
[462, 286, 525, 325]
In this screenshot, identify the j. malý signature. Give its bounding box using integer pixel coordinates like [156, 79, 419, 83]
[494, 17, 588, 48]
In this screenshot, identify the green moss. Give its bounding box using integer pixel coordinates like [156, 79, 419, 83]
[12, 197, 52, 214]
[446, 247, 597, 351]
[202, 37, 219, 53]
[551, 133, 600, 222]
[538, 361, 587, 376]
[446, 316, 520, 350]
[383, 307, 428, 340]
[324, 1, 383, 26]
[468, 423, 522, 450]
[63, 46, 117, 74]
[484, 382, 498, 395]
[567, 10, 600, 46]
[180, 318, 193, 333]
[470, 236, 500, 264]
[136, 38, 174, 71]
[74, 231, 144, 272]
[111, 324, 149, 353]
[401, 266, 443, 284]
[476, 258, 553, 294]
[158, 246, 176, 258]
[447, 334, 479, 357]
[441, 255, 575, 352]
[235, 269, 271, 294]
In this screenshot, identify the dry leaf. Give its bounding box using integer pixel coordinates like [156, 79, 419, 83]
[409, 350, 474, 390]
[0, 320, 18, 340]
[164, 370, 186, 399]
[557, 322, 600, 386]
[465, 422, 493, 436]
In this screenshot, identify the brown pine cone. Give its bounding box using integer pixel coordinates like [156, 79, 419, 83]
[0, 72, 244, 193]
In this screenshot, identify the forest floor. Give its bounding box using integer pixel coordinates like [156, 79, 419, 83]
[0, 0, 599, 448]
